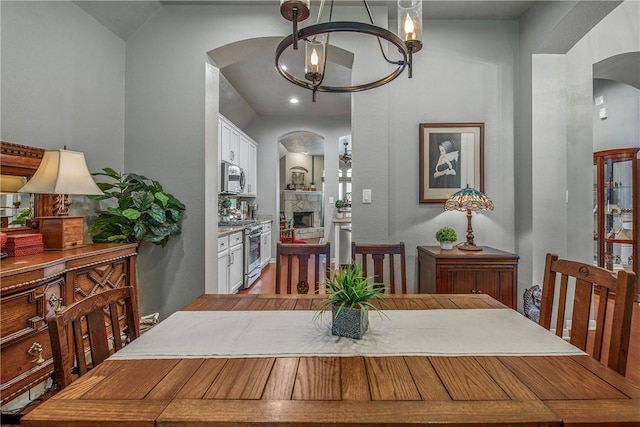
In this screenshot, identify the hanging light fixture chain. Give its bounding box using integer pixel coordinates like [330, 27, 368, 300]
[363, 0, 404, 66]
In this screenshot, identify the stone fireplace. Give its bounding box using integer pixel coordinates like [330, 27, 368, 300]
[281, 191, 323, 240]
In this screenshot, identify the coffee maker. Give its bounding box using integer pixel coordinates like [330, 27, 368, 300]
[247, 203, 258, 220]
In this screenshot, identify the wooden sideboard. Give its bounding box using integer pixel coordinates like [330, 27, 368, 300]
[0, 243, 138, 408]
[417, 246, 519, 309]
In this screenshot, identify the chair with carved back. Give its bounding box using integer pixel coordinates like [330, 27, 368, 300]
[351, 242, 407, 294]
[47, 286, 140, 390]
[275, 242, 331, 294]
[539, 253, 635, 376]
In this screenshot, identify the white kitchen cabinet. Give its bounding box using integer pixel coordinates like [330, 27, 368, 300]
[217, 235, 230, 294]
[220, 115, 240, 165]
[239, 135, 258, 197]
[218, 231, 244, 294]
[247, 141, 257, 196]
[261, 221, 272, 267]
[228, 231, 244, 293]
[220, 114, 258, 196]
[239, 135, 249, 195]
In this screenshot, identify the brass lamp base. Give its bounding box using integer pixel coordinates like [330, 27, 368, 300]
[459, 209, 483, 251]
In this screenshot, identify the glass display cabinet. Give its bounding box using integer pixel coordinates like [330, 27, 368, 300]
[593, 148, 639, 299]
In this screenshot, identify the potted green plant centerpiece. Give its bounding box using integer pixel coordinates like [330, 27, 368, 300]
[335, 199, 346, 219]
[436, 226, 457, 250]
[88, 168, 185, 247]
[316, 263, 385, 339]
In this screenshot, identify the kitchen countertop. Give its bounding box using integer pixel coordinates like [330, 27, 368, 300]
[218, 226, 247, 237]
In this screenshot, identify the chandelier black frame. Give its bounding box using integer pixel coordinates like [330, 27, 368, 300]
[276, 0, 422, 101]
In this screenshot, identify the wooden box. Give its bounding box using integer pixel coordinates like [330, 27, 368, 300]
[38, 216, 85, 250]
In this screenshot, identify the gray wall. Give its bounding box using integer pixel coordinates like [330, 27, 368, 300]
[515, 1, 578, 298]
[562, 0, 639, 284]
[593, 79, 640, 151]
[354, 19, 519, 293]
[1, 1, 125, 233]
[517, 1, 633, 308]
[1, 1, 125, 176]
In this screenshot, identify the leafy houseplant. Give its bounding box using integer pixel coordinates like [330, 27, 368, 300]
[316, 263, 386, 339]
[9, 208, 32, 226]
[436, 226, 457, 250]
[88, 168, 186, 247]
[335, 199, 346, 218]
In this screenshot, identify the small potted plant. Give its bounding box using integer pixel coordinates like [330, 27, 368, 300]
[335, 199, 346, 218]
[316, 263, 385, 339]
[436, 226, 457, 250]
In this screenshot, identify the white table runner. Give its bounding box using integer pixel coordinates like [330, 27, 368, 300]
[110, 309, 585, 359]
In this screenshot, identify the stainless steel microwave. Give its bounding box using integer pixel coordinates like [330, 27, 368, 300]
[220, 161, 245, 194]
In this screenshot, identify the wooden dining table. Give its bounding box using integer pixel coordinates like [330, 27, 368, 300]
[22, 293, 640, 426]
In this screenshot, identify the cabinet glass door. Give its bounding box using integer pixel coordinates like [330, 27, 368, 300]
[603, 157, 634, 272]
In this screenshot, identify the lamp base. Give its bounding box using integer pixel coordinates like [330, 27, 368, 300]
[458, 242, 483, 251]
[38, 216, 85, 250]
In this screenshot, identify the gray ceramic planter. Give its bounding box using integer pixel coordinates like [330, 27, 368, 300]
[331, 305, 369, 339]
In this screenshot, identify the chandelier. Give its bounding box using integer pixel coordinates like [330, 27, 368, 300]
[277, 0, 423, 101]
[340, 140, 351, 164]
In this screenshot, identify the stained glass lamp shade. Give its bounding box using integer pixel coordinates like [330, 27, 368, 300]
[444, 186, 494, 251]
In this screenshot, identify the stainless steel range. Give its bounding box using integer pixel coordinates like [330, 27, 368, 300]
[219, 220, 263, 289]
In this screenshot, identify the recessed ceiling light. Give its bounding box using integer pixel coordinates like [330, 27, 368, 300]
[289, 98, 299, 104]
[281, 65, 288, 71]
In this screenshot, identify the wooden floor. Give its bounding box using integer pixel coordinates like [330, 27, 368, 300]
[243, 262, 640, 386]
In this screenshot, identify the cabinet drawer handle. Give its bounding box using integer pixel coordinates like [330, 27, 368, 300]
[27, 342, 45, 365]
[49, 293, 64, 314]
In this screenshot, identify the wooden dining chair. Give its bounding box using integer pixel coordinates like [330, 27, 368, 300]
[351, 242, 407, 294]
[538, 253, 635, 375]
[47, 286, 140, 389]
[279, 227, 295, 243]
[275, 242, 330, 294]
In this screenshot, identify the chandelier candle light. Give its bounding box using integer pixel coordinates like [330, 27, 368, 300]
[277, 0, 422, 101]
[444, 186, 494, 251]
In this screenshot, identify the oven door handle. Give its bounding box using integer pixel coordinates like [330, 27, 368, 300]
[248, 230, 262, 238]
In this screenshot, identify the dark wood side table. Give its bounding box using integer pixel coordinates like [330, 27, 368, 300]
[417, 246, 519, 309]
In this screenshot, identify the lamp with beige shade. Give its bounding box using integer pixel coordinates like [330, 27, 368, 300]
[19, 148, 103, 250]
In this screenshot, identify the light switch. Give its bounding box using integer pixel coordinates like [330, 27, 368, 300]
[329, 196, 334, 204]
[595, 95, 604, 106]
[599, 107, 608, 120]
[362, 189, 372, 204]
